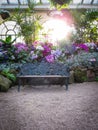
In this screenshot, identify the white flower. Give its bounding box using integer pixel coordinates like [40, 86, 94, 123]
[84, 42, 97, 49]
[36, 45, 44, 51]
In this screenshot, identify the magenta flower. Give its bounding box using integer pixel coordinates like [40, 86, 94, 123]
[74, 43, 89, 52]
[42, 45, 51, 56]
[45, 54, 54, 63]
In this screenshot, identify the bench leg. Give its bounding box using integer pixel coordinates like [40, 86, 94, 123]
[65, 78, 69, 90]
[18, 78, 21, 92]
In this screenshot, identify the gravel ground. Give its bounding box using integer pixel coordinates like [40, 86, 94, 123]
[0, 82, 98, 130]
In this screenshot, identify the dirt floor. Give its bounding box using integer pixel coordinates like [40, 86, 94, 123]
[0, 82, 98, 130]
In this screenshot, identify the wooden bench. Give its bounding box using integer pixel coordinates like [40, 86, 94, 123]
[17, 61, 70, 91]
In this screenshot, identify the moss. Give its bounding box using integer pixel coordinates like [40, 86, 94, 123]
[74, 68, 87, 83]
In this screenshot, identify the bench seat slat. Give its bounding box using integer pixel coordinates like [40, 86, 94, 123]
[17, 75, 69, 78]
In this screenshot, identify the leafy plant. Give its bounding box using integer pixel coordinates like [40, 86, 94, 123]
[74, 68, 87, 83]
[0, 35, 16, 62]
[13, 42, 29, 63]
[95, 76, 98, 82]
[0, 35, 16, 46]
[11, 1, 43, 44]
[72, 9, 98, 42]
[1, 68, 16, 82]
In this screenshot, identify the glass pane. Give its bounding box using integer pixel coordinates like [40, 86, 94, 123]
[36, 0, 40, 3]
[1, 0, 7, 4]
[9, 0, 18, 4]
[83, 0, 92, 4]
[0, 21, 20, 41]
[41, 0, 49, 4]
[4, 21, 17, 29]
[73, 0, 82, 4]
[93, 0, 98, 4]
[20, 0, 28, 4]
[0, 23, 7, 35]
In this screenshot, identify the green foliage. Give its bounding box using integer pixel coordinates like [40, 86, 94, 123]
[95, 76, 98, 82]
[66, 52, 98, 68]
[74, 68, 87, 83]
[72, 9, 98, 42]
[85, 10, 98, 22]
[15, 51, 29, 63]
[11, 1, 43, 44]
[1, 68, 16, 82]
[0, 35, 16, 45]
[0, 35, 17, 62]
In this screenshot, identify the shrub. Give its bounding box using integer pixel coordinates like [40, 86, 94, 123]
[74, 68, 87, 83]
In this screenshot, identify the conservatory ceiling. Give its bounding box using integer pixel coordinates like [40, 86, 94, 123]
[0, 0, 98, 10]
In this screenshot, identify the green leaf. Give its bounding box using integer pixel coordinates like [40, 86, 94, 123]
[5, 35, 12, 44]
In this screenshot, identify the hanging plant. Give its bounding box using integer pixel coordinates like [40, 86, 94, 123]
[49, 0, 72, 9]
[0, 10, 10, 20]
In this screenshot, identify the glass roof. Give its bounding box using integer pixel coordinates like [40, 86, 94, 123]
[0, 0, 98, 4]
[0, 0, 98, 9]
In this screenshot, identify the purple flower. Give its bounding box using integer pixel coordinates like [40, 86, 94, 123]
[45, 54, 54, 63]
[0, 43, 2, 46]
[29, 51, 38, 60]
[31, 45, 35, 51]
[14, 43, 28, 53]
[31, 55, 38, 60]
[51, 49, 62, 59]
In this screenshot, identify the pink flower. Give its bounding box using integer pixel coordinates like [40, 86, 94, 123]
[33, 41, 39, 47]
[90, 58, 96, 62]
[33, 41, 43, 47]
[45, 54, 54, 63]
[0, 42, 3, 47]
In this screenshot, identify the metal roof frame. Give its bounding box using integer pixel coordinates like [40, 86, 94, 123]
[0, 0, 98, 10]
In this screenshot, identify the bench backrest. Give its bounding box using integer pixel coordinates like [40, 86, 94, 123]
[19, 61, 70, 76]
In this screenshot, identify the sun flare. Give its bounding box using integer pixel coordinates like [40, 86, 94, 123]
[42, 19, 73, 43]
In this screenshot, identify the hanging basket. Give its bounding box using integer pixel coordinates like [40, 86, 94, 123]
[49, 0, 72, 7]
[0, 10, 10, 20]
[53, 0, 71, 5]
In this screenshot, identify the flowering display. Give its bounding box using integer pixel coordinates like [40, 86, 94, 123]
[0, 39, 98, 63]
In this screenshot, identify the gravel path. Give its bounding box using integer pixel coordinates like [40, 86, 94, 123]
[0, 82, 98, 130]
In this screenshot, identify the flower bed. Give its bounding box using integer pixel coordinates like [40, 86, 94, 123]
[0, 40, 98, 91]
